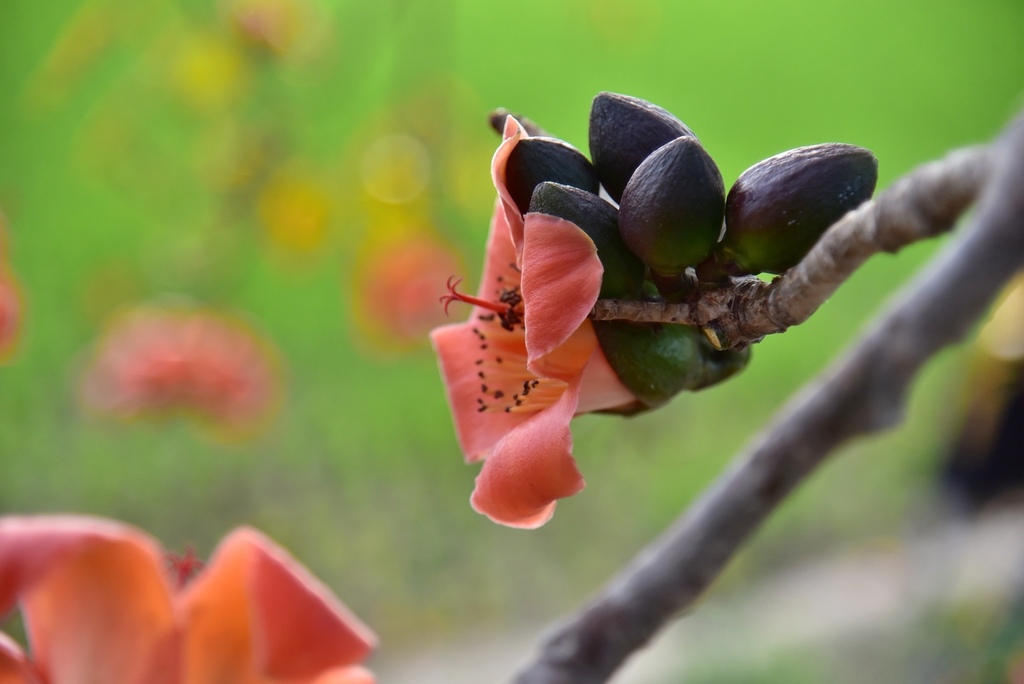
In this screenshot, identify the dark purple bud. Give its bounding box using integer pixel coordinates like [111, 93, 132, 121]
[488, 109, 547, 137]
[589, 92, 697, 202]
[505, 137, 600, 215]
[529, 182, 645, 299]
[720, 143, 878, 274]
[618, 136, 724, 277]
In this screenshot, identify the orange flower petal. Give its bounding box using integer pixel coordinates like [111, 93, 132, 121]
[519, 213, 603, 377]
[0, 516, 178, 684]
[0, 634, 40, 684]
[178, 530, 264, 684]
[309, 666, 376, 684]
[470, 375, 586, 528]
[179, 528, 375, 684]
[247, 529, 377, 677]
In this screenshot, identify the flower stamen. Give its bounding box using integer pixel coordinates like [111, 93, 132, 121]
[440, 276, 509, 315]
[441, 276, 525, 332]
[166, 545, 204, 590]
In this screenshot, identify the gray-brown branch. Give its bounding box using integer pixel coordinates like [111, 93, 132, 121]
[513, 113, 1024, 684]
[590, 143, 993, 350]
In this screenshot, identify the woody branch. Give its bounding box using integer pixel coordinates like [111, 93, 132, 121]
[514, 111, 1024, 684]
[590, 143, 994, 350]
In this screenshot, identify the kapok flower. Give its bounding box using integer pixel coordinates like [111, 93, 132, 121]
[430, 117, 638, 529]
[0, 515, 377, 684]
[79, 306, 281, 434]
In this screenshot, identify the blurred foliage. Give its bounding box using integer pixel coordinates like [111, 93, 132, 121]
[1, 0, 1023, 677]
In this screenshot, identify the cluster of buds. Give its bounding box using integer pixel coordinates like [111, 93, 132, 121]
[511, 92, 878, 288]
[495, 92, 877, 409]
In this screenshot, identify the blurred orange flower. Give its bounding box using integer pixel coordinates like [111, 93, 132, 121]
[0, 211, 22, 365]
[351, 232, 462, 351]
[0, 269, 21, 364]
[0, 515, 377, 684]
[225, 0, 304, 56]
[79, 306, 282, 434]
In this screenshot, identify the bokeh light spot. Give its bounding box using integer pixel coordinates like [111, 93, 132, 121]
[360, 134, 431, 205]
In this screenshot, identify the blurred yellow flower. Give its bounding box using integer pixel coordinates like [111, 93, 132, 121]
[258, 171, 332, 253]
[173, 33, 249, 112]
[360, 134, 431, 205]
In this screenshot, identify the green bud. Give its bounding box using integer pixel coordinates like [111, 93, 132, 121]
[529, 182, 646, 300]
[593, 321, 749, 410]
[505, 137, 600, 215]
[618, 136, 725, 277]
[589, 92, 697, 203]
[719, 143, 878, 274]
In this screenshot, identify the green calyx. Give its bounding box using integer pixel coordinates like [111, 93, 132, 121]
[529, 182, 645, 300]
[593, 320, 750, 411]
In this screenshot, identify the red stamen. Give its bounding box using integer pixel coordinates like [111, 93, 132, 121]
[166, 545, 204, 590]
[440, 276, 508, 316]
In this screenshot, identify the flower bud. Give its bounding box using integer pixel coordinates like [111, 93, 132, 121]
[593, 321, 749, 410]
[529, 182, 645, 299]
[505, 137, 600, 215]
[589, 92, 697, 202]
[720, 143, 878, 274]
[489, 108, 546, 137]
[618, 136, 724, 277]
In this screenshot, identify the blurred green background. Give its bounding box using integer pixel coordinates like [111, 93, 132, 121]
[2, 0, 1023, 680]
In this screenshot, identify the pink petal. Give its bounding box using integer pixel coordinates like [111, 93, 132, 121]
[519, 213, 603, 377]
[476, 197, 521, 302]
[430, 200, 533, 461]
[430, 321, 536, 461]
[491, 116, 528, 261]
[0, 634, 40, 684]
[575, 345, 638, 414]
[470, 375, 587, 528]
[179, 528, 375, 684]
[0, 516, 178, 684]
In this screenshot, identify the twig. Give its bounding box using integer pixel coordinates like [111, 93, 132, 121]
[513, 112, 1024, 684]
[590, 144, 994, 350]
